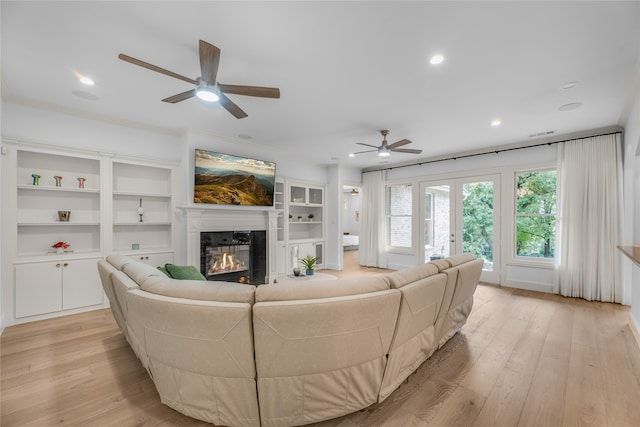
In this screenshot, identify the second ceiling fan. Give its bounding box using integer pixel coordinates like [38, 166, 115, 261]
[119, 40, 280, 119]
[353, 130, 422, 157]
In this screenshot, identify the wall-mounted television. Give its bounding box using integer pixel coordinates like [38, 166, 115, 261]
[194, 149, 276, 206]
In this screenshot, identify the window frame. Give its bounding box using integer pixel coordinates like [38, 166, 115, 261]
[385, 182, 414, 253]
[513, 167, 557, 265]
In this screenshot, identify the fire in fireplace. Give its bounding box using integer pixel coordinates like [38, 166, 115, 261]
[200, 230, 266, 285]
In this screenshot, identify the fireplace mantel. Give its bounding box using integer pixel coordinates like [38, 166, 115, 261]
[178, 206, 279, 283]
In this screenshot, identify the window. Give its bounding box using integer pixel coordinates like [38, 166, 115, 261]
[424, 191, 434, 247]
[386, 184, 412, 248]
[515, 170, 556, 259]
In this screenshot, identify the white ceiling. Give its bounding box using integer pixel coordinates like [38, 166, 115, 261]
[2, 1, 639, 169]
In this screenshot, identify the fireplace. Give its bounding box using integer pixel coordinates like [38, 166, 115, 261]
[200, 230, 267, 285]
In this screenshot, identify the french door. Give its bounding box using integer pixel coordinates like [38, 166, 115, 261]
[419, 174, 500, 283]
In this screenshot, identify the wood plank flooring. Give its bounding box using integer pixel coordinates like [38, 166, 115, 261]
[2, 252, 640, 426]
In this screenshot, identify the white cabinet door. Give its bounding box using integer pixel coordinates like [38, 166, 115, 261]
[62, 258, 103, 310]
[275, 243, 286, 275]
[130, 252, 174, 267]
[15, 262, 63, 318]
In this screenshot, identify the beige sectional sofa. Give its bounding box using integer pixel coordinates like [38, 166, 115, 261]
[98, 253, 482, 427]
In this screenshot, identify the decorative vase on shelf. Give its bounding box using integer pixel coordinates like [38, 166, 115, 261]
[137, 198, 144, 222]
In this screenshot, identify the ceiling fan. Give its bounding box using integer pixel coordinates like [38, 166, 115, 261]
[353, 130, 422, 157]
[118, 40, 280, 119]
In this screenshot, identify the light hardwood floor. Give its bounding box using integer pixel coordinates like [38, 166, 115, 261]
[2, 252, 640, 426]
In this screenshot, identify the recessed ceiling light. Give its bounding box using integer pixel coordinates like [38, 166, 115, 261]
[348, 153, 355, 158]
[430, 54, 444, 65]
[558, 102, 582, 111]
[237, 134, 252, 140]
[79, 76, 95, 86]
[560, 81, 579, 90]
[491, 119, 501, 127]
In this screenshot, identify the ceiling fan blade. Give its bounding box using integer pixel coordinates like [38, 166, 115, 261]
[219, 84, 280, 99]
[218, 93, 248, 119]
[118, 54, 197, 85]
[352, 149, 378, 154]
[391, 148, 423, 154]
[356, 143, 380, 149]
[387, 139, 412, 149]
[199, 40, 221, 84]
[162, 89, 196, 103]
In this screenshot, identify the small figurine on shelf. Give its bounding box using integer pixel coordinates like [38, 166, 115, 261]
[137, 198, 144, 222]
[77, 177, 86, 188]
[31, 174, 41, 186]
[308, 213, 315, 221]
[54, 176, 63, 187]
[52, 241, 69, 254]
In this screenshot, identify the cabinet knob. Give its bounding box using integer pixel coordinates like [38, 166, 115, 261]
[56, 263, 61, 268]
[145, 256, 149, 260]
[63, 263, 68, 267]
[140, 257, 145, 260]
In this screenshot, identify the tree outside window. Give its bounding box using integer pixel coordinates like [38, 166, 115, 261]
[386, 184, 412, 249]
[515, 170, 556, 258]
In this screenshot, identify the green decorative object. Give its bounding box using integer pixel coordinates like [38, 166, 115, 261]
[54, 176, 62, 187]
[31, 174, 41, 185]
[299, 255, 319, 275]
[164, 264, 206, 281]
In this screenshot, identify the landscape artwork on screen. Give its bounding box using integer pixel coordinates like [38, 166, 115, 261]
[194, 149, 276, 206]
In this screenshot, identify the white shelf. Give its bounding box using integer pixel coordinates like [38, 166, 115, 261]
[113, 222, 172, 226]
[113, 191, 171, 198]
[18, 185, 100, 193]
[18, 222, 100, 226]
[289, 220, 322, 224]
[14, 251, 103, 264]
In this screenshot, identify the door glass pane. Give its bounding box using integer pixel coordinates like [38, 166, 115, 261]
[461, 181, 494, 271]
[424, 185, 450, 262]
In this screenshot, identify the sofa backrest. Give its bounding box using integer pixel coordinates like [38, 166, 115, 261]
[110, 270, 144, 362]
[253, 288, 401, 426]
[384, 263, 439, 289]
[97, 259, 126, 331]
[378, 272, 448, 401]
[139, 275, 256, 304]
[255, 275, 390, 302]
[126, 289, 260, 427]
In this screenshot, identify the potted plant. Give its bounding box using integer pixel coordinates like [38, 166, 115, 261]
[52, 241, 69, 254]
[297, 215, 302, 221]
[299, 255, 319, 276]
[308, 213, 315, 221]
[289, 214, 293, 221]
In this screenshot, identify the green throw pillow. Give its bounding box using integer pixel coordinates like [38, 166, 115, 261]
[157, 265, 170, 277]
[164, 264, 206, 281]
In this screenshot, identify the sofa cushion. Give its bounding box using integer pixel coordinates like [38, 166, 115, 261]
[165, 263, 206, 281]
[255, 275, 390, 302]
[427, 259, 451, 272]
[384, 263, 439, 289]
[106, 254, 135, 271]
[447, 253, 476, 267]
[122, 261, 167, 284]
[139, 275, 255, 304]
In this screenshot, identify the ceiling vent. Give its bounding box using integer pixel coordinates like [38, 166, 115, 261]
[528, 130, 555, 138]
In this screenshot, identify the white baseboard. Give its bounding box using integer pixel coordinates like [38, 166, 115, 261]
[504, 279, 554, 294]
[630, 312, 640, 351]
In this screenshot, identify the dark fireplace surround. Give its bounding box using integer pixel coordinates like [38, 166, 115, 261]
[200, 230, 267, 285]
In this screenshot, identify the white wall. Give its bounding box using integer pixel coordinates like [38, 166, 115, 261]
[623, 81, 640, 332]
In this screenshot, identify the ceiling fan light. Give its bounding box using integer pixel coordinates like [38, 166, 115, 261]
[378, 150, 391, 157]
[196, 86, 220, 102]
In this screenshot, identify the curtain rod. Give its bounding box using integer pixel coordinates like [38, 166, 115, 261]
[362, 130, 623, 174]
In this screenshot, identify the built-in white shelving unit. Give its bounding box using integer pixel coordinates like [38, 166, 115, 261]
[2, 141, 177, 325]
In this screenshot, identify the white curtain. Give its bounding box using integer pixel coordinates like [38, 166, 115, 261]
[555, 134, 623, 302]
[359, 170, 387, 268]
